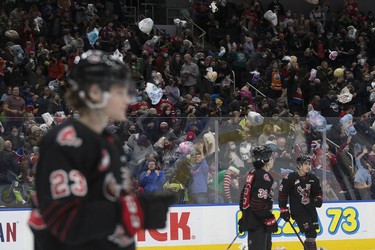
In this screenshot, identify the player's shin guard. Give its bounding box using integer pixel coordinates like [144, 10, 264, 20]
[304, 238, 317, 250]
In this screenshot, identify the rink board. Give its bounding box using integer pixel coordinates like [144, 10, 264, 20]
[0, 202, 375, 250]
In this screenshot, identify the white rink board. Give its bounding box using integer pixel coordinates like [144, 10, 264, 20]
[0, 202, 375, 249]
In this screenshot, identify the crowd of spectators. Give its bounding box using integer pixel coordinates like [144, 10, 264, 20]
[0, 0, 375, 207]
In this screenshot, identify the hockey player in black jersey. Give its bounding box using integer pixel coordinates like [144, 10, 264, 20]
[278, 154, 323, 250]
[28, 50, 174, 250]
[238, 145, 278, 250]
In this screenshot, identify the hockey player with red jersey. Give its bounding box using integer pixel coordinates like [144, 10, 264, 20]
[28, 50, 174, 250]
[238, 145, 278, 250]
[278, 155, 323, 250]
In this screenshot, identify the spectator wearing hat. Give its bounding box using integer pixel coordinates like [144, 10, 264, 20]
[185, 131, 196, 142]
[27, 125, 42, 147]
[140, 159, 166, 193]
[159, 121, 171, 136]
[208, 168, 227, 204]
[223, 166, 240, 203]
[142, 118, 160, 144]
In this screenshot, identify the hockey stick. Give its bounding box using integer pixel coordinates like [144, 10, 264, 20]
[288, 220, 305, 248]
[225, 232, 239, 250]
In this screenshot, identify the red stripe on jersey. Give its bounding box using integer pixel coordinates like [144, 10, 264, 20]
[43, 201, 59, 218]
[241, 173, 255, 209]
[45, 200, 80, 236]
[61, 206, 79, 241]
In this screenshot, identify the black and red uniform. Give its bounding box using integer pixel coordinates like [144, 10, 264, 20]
[29, 120, 136, 250]
[239, 164, 277, 249]
[278, 172, 322, 238]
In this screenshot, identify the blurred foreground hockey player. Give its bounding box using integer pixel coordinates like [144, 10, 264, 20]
[278, 155, 323, 250]
[238, 145, 278, 250]
[28, 50, 175, 250]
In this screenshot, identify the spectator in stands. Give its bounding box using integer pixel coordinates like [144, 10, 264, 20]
[258, 124, 274, 146]
[223, 166, 240, 203]
[273, 136, 292, 171]
[354, 147, 373, 199]
[266, 60, 284, 99]
[188, 142, 209, 204]
[170, 53, 183, 78]
[127, 134, 155, 177]
[3, 86, 26, 133]
[47, 56, 65, 82]
[1, 86, 12, 102]
[140, 159, 166, 193]
[180, 53, 200, 96]
[0, 140, 19, 184]
[317, 90, 340, 120]
[47, 93, 65, 115]
[268, 0, 285, 17]
[26, 125, 42, 147]
[0, 0, 374, 206]
[228, 44, 250, 89]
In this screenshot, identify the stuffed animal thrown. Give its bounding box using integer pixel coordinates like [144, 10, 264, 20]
[264, 10, 278, 26]
[138, 18, 154, 35]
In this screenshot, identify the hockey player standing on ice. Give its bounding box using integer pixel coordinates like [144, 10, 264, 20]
[278, 155, 323, 250]
[238, 145, 278, 250]
[28, 50, 174, 250]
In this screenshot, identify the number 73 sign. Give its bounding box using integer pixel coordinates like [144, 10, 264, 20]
[236, 206, 360, 237]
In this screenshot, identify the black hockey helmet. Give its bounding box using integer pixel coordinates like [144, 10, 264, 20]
[68, 50, 131, 92]
[252, 145, 273, 168]
[296, 154, 311, 167]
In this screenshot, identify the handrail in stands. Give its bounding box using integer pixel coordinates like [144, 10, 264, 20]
[181, 13, 206, 49]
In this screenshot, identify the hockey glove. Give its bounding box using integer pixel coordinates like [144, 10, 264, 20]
[120, 194, 144, 236]
[138, 191, 177, 229]
[264, 216, 278, 233]
[280, 207, 290, 222]
[314, 196, 323, 208]
[238, 218, 244, 233]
